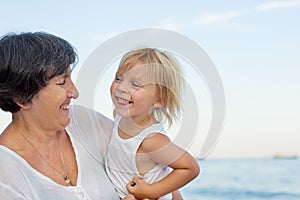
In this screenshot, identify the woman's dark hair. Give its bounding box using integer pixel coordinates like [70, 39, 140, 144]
[0, 32, 77, 113]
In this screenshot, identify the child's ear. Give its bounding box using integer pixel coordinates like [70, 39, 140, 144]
[153, 97, 163, 108]
[153, 103, 162, 108]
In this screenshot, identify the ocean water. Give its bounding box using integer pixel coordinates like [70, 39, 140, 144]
[181, 158, 300, 200]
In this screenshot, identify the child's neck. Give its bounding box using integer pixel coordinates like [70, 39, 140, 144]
[118, 116, 156, 139]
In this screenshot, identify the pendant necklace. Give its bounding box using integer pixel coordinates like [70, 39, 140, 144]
[15, 125, 72, 185]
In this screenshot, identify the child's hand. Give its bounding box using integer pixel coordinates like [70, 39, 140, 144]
[122, 193, 137, 200]
[126, 177, 155, 199]
[122, 194, 151, 200]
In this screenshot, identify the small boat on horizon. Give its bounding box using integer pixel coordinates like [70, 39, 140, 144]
[273, 154, 298, 159]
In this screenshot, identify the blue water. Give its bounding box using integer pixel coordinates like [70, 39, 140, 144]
[181, 158, 300, 200]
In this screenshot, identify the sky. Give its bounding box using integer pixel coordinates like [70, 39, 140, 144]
[1, 0, 299, 159]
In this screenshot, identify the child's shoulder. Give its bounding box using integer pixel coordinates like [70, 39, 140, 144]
[142, 132, 171, 152]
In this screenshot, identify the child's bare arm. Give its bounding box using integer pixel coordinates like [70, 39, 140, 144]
[126, 133, 200, 199]
[172, 190, 183, 200]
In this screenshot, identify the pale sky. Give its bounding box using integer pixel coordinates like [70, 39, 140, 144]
[1, 0, 299, 159]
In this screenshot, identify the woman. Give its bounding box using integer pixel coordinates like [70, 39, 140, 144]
[0, 32, 122, 199]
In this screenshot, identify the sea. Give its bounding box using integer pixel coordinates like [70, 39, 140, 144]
[181, 158, 300, 200]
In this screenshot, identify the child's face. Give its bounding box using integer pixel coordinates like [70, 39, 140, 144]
[110, 63, 161, 124]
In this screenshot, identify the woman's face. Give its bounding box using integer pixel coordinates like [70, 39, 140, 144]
[29, 69, 79, 131]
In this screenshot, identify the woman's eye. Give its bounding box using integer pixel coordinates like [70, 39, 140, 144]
[56, 79, 66, 85]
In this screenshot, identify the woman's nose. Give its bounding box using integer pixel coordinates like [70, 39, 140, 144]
[67, 79, 79, 99]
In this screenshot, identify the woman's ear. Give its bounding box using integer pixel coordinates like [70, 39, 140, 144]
[16, 101, 32, 110]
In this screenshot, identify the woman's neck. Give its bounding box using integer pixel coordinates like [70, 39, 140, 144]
[12, 114, 62, 144]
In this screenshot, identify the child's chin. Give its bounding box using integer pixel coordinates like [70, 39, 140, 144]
[115, 109, 131, 117]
